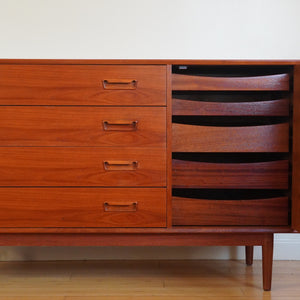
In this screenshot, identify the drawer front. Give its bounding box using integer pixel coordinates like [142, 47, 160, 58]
[172, 98, 290, 116]
[0, 107, 166, 147]
[172, 196, 289, 226]
[0, 65, 166, 105]
[172, 123, 289, 152]
[0, 148, 166, 187]
[172, 73, 290, 91]
[0, 188, 166, 227]
[172, 159, 288, 189]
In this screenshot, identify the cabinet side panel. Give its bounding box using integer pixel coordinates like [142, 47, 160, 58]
[166, 65, 173, 227]
[292, 65, 300, 231]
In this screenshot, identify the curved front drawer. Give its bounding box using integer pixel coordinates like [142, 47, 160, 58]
[172, 159, 288, 189]
[0, 107, 166, 147]
[172, 98, 290, 116]
[172, 196, 289, 226]
[172, 123, 289, 152]
[0, 148, 166, 187]
[172, 73, 290, 91]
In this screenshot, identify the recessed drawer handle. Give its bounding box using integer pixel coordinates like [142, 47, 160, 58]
[103, 160, 139, 171]
[103, 120, 138, 131]
[102, 79, 138, 90]
[103, 202, 138, 212]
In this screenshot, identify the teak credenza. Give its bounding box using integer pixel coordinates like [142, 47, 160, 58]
[0, 59, 300, 290]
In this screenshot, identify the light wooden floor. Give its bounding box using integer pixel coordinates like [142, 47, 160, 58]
[0, 260, 299, 299]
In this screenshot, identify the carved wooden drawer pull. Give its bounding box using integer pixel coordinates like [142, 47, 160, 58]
[102, 120, 138, 131]
[102, 79, 138, 89]
[103, 160, 139, 171]
[103, 202, 138, 212]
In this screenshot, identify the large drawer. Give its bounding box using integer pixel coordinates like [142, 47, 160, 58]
[0, 65, 166, 105]
[172, 196, 289, 226]
[0, 107, 166, 147]
[0, 148, 166, 187]
[0, 188, 166, 227]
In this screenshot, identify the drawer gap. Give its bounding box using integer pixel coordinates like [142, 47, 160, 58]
[172, 188, 288, 200]
[172, 65, 293, 77]
[172, 91, 289, 103]
[172, 116, 289, 126]
[172, 153, 289, 163]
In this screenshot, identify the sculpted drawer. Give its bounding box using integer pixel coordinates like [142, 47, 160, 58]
[172, 123, 289, 152]
[0, 65, 166, 106]
[172, 97, 289, 116]
[172, 71, 290, 91]
[0, 147, 166, 187]
[0, 107, 166, 147]
[172, 158, 289, 189]
[0, 188, 166, 227]
[172, 195, 289, 226]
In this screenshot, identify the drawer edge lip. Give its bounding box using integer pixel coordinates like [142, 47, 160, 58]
[172, 195, 288, 202]
[0, 226, 292, 234]
[0, 59, 299, 65]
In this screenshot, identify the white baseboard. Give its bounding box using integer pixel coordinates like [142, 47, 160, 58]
[0, 234, 299, 261]
[272, 234, 300, 260]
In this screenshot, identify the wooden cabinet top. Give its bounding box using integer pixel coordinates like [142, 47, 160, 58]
[0, 59, 300, 65]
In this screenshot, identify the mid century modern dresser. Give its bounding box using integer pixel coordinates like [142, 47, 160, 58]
[0, 59, 299, 290]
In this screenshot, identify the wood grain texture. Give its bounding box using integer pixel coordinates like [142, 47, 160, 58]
[172, 159, 288, 189]
[262, 234, 274, 291]
[0, 65, 166, 105]
[166, 65, 173, 227]
[1, 260, 300, 298]
[0, 233, 270, 246]
[0, 147, 166, 187]
[172, 123, 289, 152]
[172, 73, 290, 91]
[0, 59, 297, 292]
[0, 107, 166, 147]
[172, 98, 290, 116]
[0, 188, 166, 227]
[292, 65, 300, 232]
[172, 196, 289, 225]
[0, 226, 291, 234]
[246, 246, 254, 266]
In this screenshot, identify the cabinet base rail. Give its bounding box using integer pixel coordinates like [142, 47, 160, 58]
[0, 232, 273, 291]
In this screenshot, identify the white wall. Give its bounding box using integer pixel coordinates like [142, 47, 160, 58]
[1, 0, 300, 59]
[0, 0, 299, 260]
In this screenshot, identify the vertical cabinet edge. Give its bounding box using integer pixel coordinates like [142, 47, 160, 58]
[292, 65, 300, 232]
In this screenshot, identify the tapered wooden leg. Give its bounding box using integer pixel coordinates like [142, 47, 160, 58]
[245, 246, 254, 265]
[262, 234, 274, 291]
